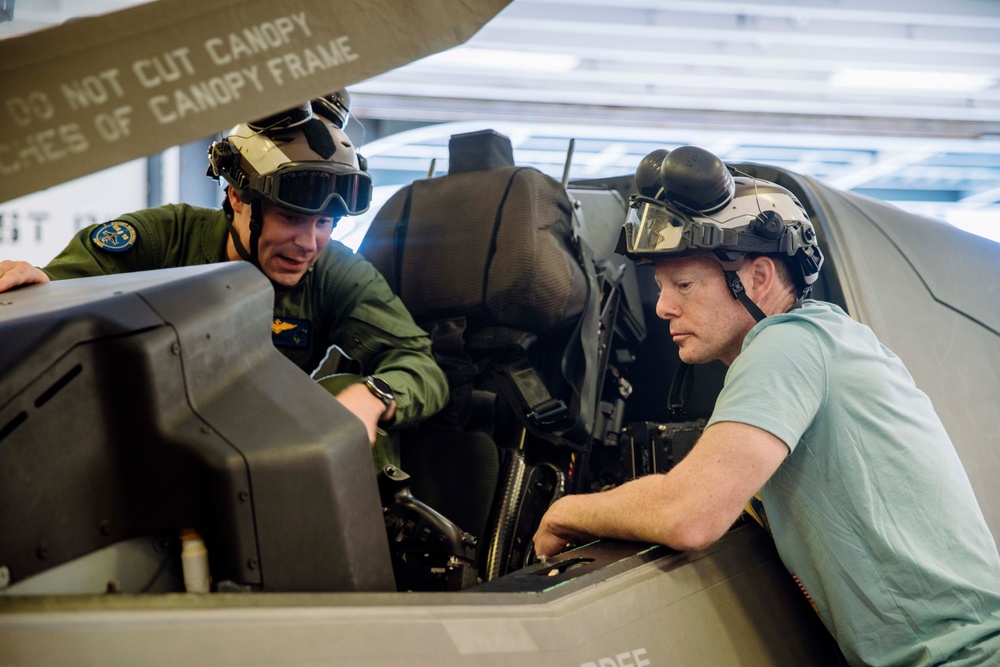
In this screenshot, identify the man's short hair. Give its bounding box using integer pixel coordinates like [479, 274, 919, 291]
[748, 253, 804, 296]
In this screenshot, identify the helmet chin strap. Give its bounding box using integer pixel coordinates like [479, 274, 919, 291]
[669, 267, 766, 420]
[227, 200, 314, 290]
[722, 270, 768, 324]
[227, 199, 263, 269]
[713, 251, 767, 324]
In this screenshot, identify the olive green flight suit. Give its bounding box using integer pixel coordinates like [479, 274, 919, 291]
[43, 204, 448, 465]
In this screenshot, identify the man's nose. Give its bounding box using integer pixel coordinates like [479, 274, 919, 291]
[294, 225, 320, 251]
[655, 292, 678, 320]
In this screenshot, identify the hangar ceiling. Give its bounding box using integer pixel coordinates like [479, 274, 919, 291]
[4, 0, 1000, 239]
[352, 0, 1000, 239]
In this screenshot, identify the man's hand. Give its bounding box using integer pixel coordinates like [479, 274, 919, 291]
[0, 260, 49, 293]
[532, 495, 596, 559]
[334, 381, 396, 446]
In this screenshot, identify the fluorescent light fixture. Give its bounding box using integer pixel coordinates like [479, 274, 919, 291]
[830, 68, 996, 93]
[421, 48, 579, 72]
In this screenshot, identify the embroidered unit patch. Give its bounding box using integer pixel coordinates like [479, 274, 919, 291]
[271, 317, 311, 349]
[91, 221, 137, 252]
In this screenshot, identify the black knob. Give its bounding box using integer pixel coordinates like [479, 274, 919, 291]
[751, 210, 785, 240]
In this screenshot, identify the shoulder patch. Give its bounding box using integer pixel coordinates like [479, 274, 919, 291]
[91, 221, 137, 252]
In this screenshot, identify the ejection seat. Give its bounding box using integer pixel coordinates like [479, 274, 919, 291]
[358, 130, 646, 585]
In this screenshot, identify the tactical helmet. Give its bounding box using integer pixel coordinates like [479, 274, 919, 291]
[620, 146, 823, 296]
[208, 103, 372, 220]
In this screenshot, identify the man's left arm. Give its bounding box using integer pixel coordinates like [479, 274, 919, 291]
[333, 380, 396, 446]
[533, 420, 789, 558]
[337, 305, 448, 429]
[321, 251, 448, 430]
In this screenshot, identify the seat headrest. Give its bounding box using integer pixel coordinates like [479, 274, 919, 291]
[448, 130, 515, 174]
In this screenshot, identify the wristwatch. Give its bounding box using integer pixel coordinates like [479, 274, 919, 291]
[362, 375, 395, 420]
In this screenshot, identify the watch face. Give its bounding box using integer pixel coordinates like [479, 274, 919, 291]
[365, 376, 394, 406]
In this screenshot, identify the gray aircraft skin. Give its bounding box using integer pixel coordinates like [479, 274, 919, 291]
[1, 153, 998, 666]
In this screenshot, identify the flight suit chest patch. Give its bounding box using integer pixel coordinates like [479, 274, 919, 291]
[91, 221, 137, 252]
[272, 317, 311, 349]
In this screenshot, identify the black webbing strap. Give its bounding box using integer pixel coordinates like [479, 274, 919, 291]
[508, 356, 569, 426]
[723, 269, 767, 323]
[667, 361, 693, 418]
[491, 359, 580, 450]
[248, 200, 263, 265]
[482, 194, 607, 449]
[481, 169, 521, 308]
[558, 234, 602, 443]
[227, 199, 263, 269]
[668, 268, 767, 418]
[469, 327, 570, 430]
[423, 316, 492, 433]
[390, 188, 413, 295]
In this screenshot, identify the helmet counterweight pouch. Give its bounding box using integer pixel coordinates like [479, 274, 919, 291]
[359, 130, 644, 579]
[364, 146, 592, 444]
[365, 132, 587, 334]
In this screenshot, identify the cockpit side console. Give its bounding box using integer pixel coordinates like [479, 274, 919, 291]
[0, 263, 394, 593]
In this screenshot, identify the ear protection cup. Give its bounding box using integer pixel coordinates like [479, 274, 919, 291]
[659, 146, 735, 215]
[635, 148, 670, 197]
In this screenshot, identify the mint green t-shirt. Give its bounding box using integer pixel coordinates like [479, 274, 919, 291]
[708, 300, 1000, 666]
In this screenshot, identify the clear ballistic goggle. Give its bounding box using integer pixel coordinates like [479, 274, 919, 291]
[248, 160, 373, 217]
[621, 196, 726, 258]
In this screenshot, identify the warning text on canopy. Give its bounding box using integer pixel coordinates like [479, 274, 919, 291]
[1, 11, 360, 178]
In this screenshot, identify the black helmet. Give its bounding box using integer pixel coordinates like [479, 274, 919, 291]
[208, 104, 372, 220]
[621, 146, 823, 295]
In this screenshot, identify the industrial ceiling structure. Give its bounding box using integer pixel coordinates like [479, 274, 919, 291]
[352, 0, 1000, 241]
[5, 0, 1000, 240]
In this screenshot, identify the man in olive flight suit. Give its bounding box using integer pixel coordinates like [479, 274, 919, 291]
[0, 97, 448, 465]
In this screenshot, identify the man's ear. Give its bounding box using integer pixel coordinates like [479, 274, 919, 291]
[227, 187, 245, 215]
[748, 256, 777, 297]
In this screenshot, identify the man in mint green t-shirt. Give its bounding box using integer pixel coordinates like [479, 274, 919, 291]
[534, 146, 1000, 665]
[710, 299, 1000, 665]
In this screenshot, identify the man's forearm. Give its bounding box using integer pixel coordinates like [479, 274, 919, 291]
[533, 475, 684, 557]
[533, 421, 789, 558]
[373, 356, 448, 425]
